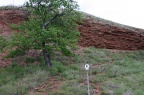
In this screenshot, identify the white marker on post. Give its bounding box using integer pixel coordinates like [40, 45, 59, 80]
[85, 64, 89, 70]
[85, 64, 90, 95]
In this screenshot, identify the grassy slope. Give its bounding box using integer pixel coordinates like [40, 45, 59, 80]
[0, 6, 144, 95]
[0, 47, 144, 95]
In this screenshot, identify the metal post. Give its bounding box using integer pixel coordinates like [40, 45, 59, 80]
[87, 70, 90, 95]
[85, 64, 90, 95]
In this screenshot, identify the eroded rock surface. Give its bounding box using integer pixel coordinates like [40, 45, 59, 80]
[78, 17, 144, 50]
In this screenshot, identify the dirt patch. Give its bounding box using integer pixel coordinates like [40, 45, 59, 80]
[29, 76, 63, 95]
[0, 52, 11, 67]
[0, 9, 28, 36]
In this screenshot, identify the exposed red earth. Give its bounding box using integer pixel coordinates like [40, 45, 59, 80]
[78, 16, 144, 50]
[0, 9, 28, 67]
[1, 9, 144, 67]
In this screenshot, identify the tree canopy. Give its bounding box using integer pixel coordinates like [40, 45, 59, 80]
[1, 0, 82, 67]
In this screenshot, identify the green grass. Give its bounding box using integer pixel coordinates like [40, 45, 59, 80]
[0, 47, 144, 95]
[0, 62, 50, 95]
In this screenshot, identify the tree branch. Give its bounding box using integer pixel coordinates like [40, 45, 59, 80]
[37, 0, 43, 5]
[42, 13, 64, 29]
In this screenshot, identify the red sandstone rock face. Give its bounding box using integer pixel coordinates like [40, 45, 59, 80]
[78, 19, 144, 50]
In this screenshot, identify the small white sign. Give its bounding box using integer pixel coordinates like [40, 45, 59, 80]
[85, 64, 89, 70]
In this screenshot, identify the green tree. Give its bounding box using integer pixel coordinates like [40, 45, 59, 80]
[1, 0, 81, 67]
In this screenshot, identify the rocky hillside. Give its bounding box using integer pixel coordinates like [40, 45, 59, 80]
[78, 13, 144, 50]
[1, 7, 144, 50]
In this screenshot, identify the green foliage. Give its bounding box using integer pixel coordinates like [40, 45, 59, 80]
[1, 0, 82, 63]
[4, 49, 25, 58]
[25, 57, 35, 63]
[0, 35, 7, 52]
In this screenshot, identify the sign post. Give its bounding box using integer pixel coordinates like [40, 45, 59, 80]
[85, 64, 90, 95]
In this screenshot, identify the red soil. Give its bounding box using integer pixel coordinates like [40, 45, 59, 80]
[1, 9, 144, 67]
[0, 9, 28, 36]
[0, 9, 28, 66]
[78, 17, 144, 50]
[1, 9, 144, 50]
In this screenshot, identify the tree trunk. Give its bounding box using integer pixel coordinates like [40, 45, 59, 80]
[42, 42, 52, 67]
[42, 49, 52, 67]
